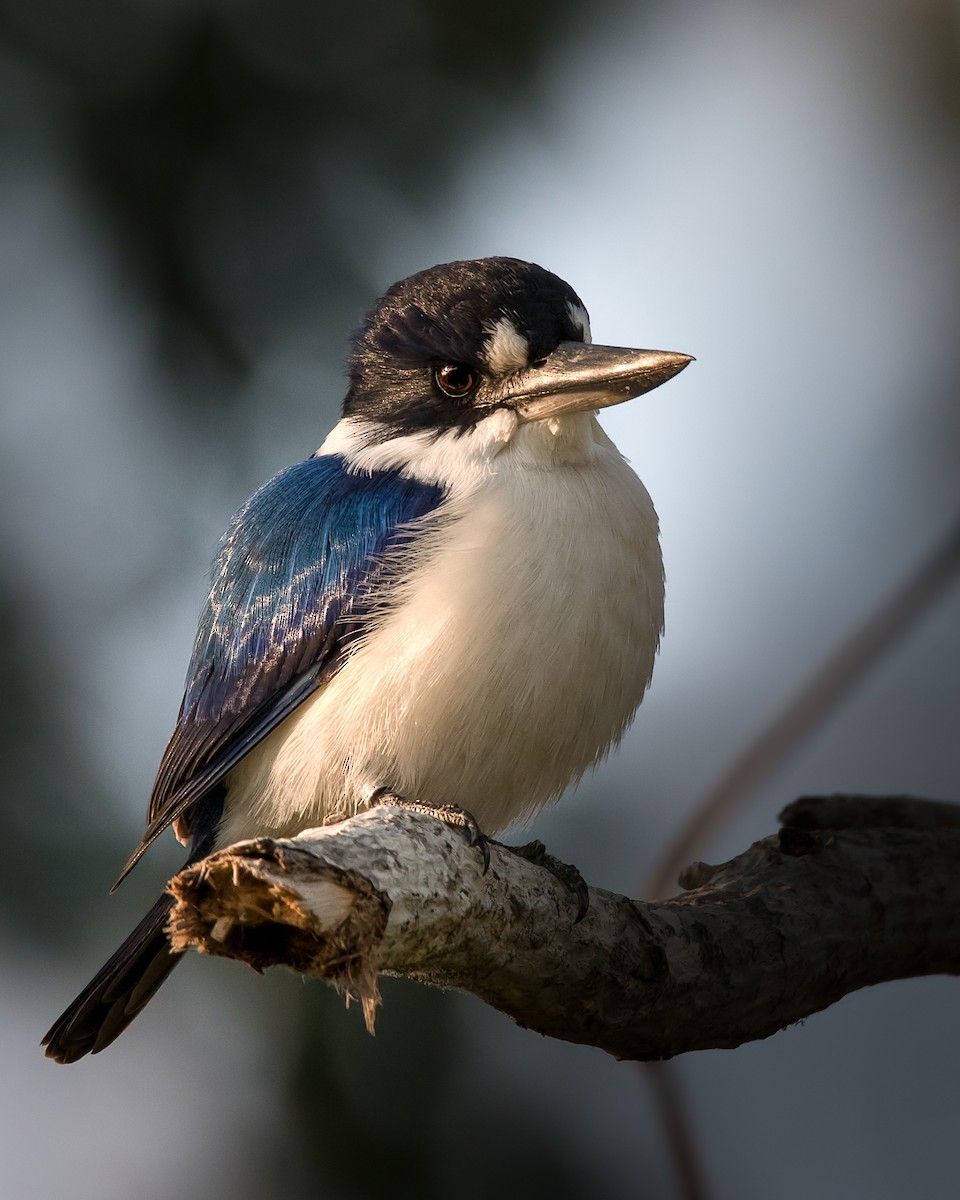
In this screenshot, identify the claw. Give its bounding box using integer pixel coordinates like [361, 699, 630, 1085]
[462, 817, 492, 874]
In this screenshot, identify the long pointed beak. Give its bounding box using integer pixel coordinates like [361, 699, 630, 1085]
[505, 341, 693, 423]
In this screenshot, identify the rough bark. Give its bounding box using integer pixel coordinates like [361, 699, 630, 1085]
[166, 794, 960, 1060]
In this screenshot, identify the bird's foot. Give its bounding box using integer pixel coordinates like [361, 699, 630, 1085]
[496, 839, 590, 922]
[368, 789, 490, 873]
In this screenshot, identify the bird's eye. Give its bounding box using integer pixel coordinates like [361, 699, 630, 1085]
[434, 362, 478, 398]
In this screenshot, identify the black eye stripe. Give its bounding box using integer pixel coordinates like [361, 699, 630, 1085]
[342, 258, 590, 435]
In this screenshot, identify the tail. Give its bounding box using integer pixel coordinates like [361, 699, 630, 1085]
[41, 893, 183, 1064]
[43, 787, 224, 1064]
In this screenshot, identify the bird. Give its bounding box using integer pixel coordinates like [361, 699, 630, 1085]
[42, 256, 691, 1063]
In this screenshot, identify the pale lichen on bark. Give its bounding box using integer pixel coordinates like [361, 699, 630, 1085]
[166, 795, 960, 1059]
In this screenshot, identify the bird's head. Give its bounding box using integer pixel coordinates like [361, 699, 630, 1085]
[341, 256, 691, 455]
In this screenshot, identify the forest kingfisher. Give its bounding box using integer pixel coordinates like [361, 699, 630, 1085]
[43, 256, 692, 1063]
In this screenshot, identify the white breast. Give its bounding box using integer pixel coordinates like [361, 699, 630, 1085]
[219, 412, 663, 844]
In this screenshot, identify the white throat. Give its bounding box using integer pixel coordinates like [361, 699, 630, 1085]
[319, 408, 610, 489]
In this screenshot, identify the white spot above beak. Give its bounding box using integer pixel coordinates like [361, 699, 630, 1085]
[483, 317, 529, 375]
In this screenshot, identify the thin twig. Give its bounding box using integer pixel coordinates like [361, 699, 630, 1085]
[641, 516, 960, 1200]
[645, 1062, 713, 1200]
[644, 516, 960, 900]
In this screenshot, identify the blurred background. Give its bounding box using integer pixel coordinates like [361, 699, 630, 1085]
[3, 0, 959, 1196]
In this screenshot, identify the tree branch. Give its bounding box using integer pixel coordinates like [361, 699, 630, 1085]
[166, 796, 960, 1060]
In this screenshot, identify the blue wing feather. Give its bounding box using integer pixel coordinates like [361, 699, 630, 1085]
[116, 453, 444, 883]
[186, 454, 442, 720]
